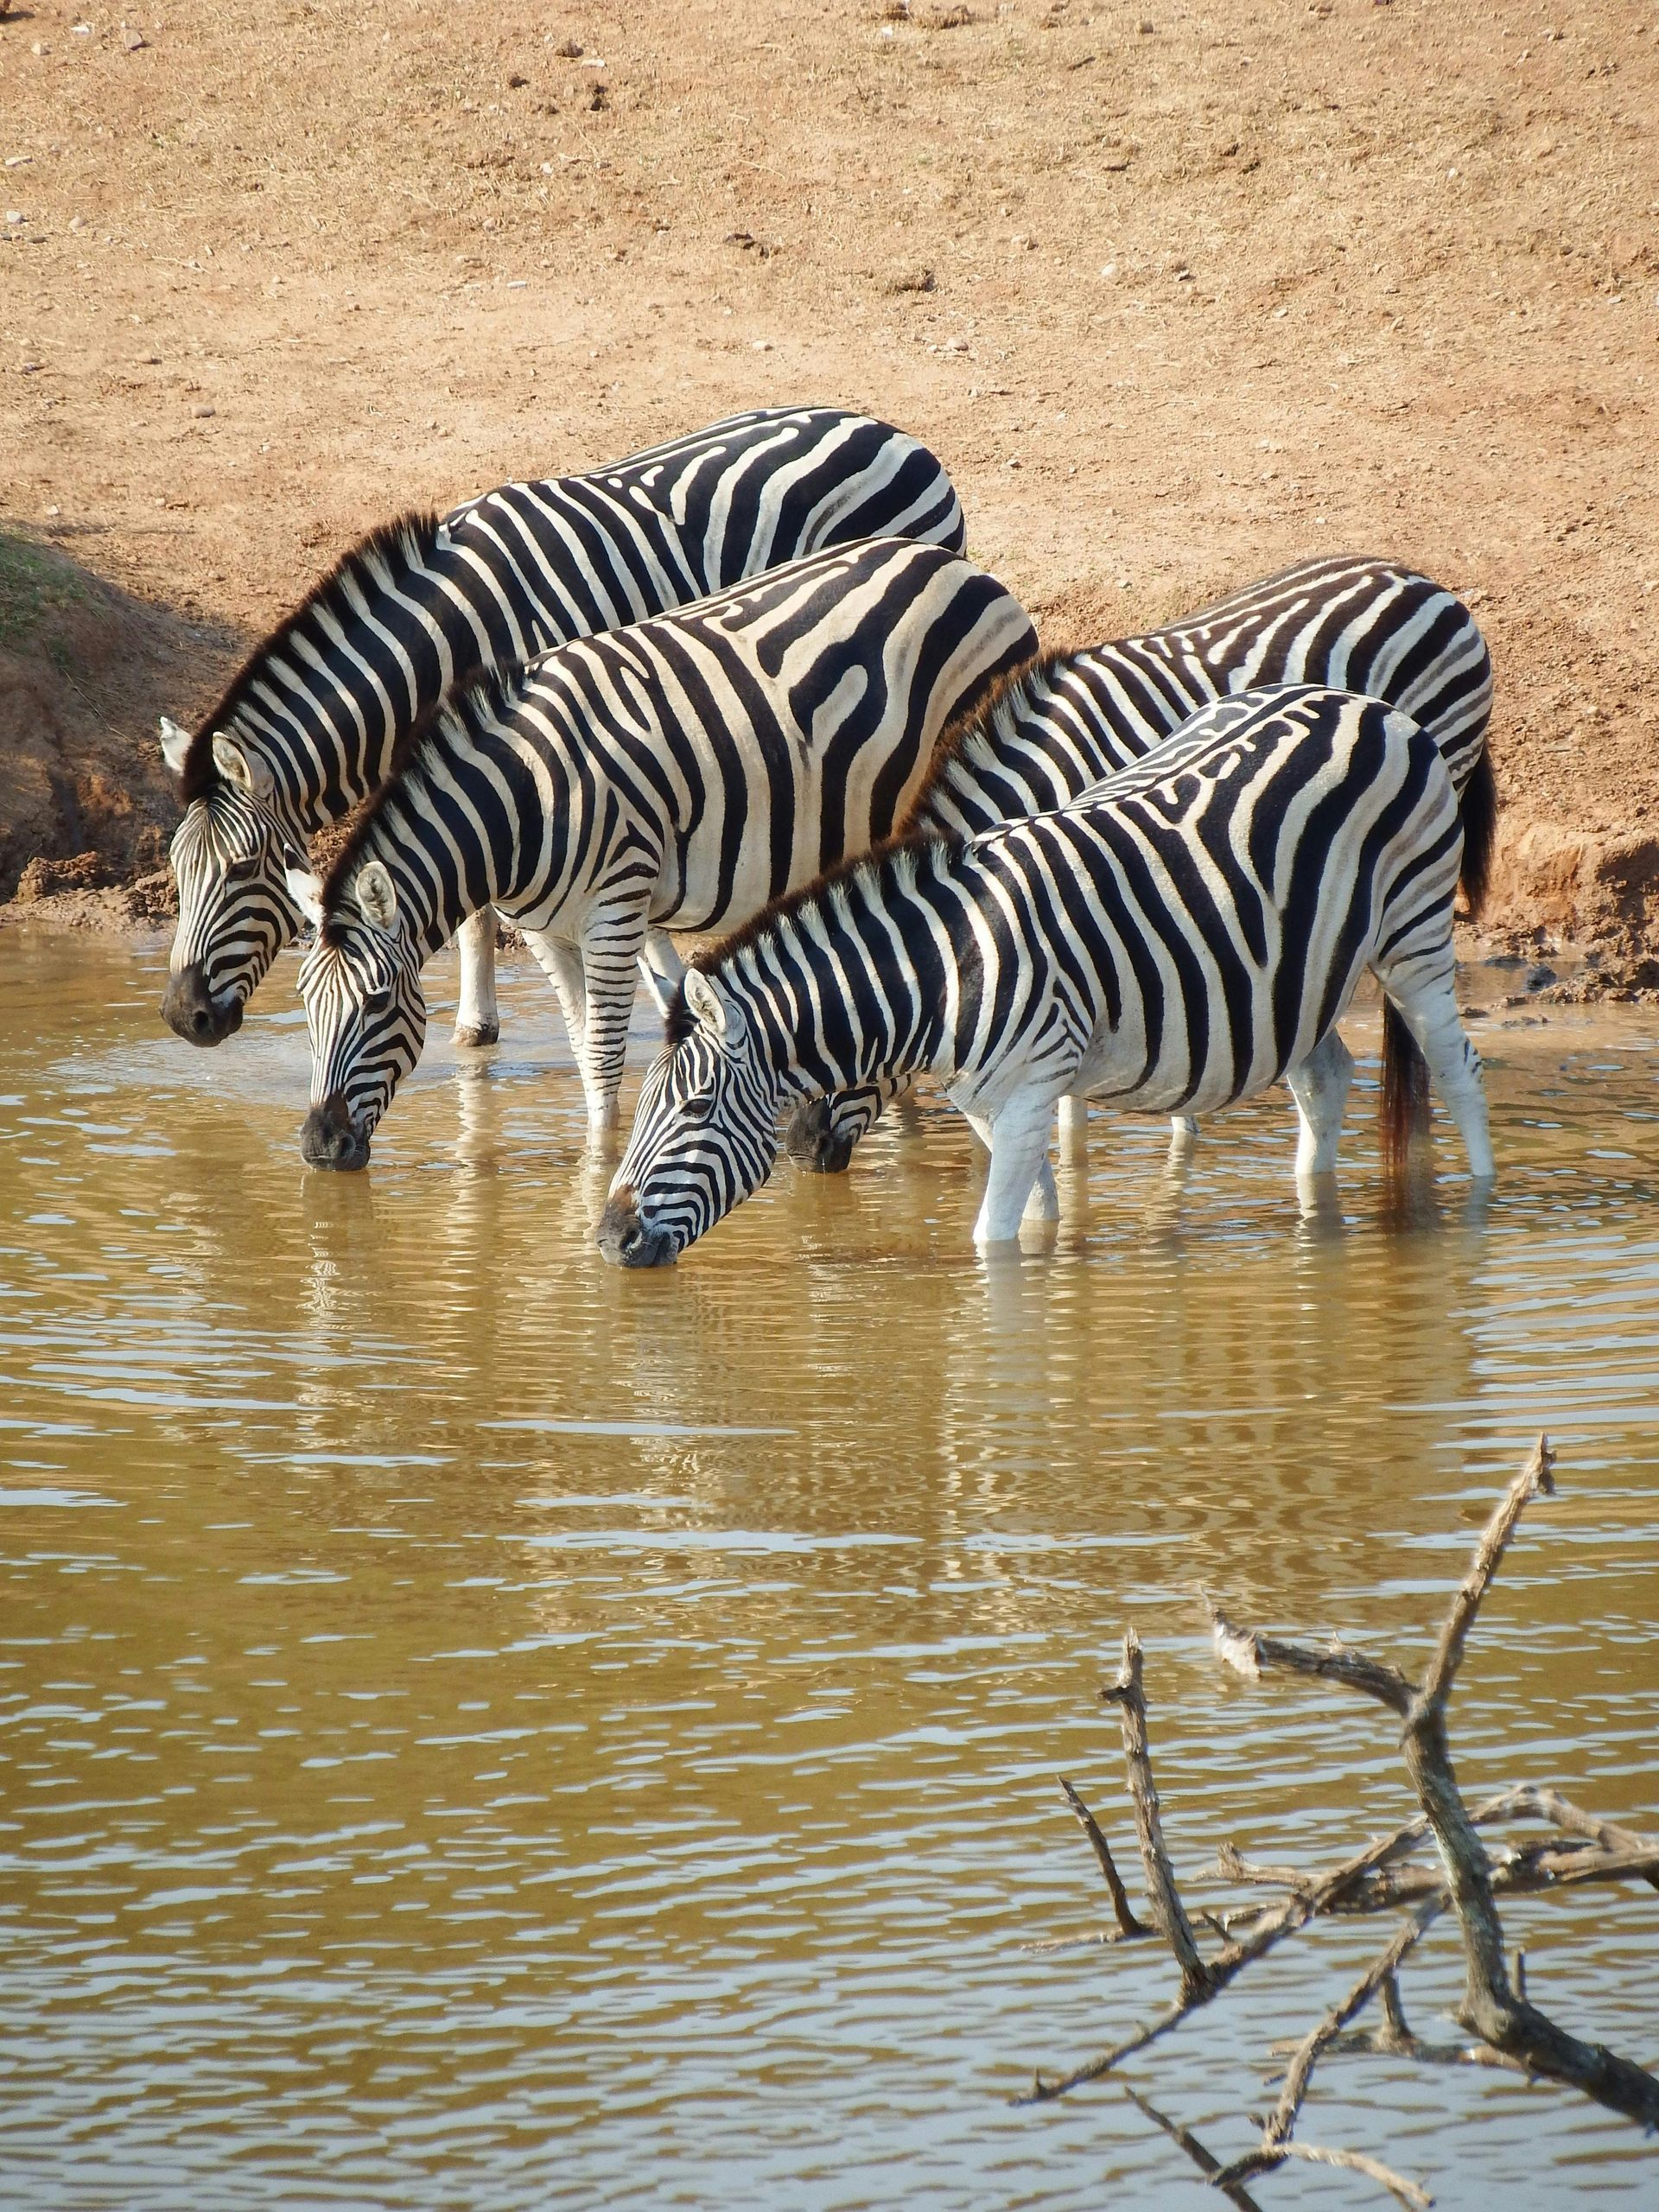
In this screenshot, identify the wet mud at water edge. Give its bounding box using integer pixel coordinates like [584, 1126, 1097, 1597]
[1, 929, 1656, 2212]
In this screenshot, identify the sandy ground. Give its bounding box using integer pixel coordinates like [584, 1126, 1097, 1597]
[2, 0, 1656, 950]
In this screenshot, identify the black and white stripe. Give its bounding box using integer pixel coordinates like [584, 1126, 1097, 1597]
[289, 537, 1037, 1168]
[160, 407, 967, 1046]
[597, 683, 1495, 1264]
[788, 552, 1496, 1169]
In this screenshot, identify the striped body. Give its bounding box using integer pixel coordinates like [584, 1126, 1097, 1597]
[598, 683, 1494, 1263]
[161, 407, 967, 1044]
[291, 537, 1036, 1166]
[793, 552, 1495, 1168]
[914, 553, 1491, 840]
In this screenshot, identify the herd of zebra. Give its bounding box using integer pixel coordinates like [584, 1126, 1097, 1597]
[159, 404, 1500, 1262]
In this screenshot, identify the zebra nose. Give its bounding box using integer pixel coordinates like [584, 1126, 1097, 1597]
[162, 964, 244, 1046]
[300, 1096, 371, 1173]
[595, 1192, 675, 1268]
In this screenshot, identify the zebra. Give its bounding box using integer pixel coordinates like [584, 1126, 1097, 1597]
[158, 406, 969, 1051]
[783, 552, 1496, 1173]
[283, 536, 1037, 1169]
[594, 682, 1495, 1265]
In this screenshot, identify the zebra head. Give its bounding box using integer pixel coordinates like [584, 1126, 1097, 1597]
[161, 719, 307, 1045]
[597, 969, 779, 1268]
[290, 860, 427, 1173]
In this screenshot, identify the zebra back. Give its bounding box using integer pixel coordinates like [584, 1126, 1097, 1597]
[907, 554, 1491, 906]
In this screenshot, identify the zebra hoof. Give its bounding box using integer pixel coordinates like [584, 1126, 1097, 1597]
[783, 1098, 855, 1175]
[454, 1021, 499, 1050]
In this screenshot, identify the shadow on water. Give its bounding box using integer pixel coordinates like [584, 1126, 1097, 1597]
[0, 927, 1656, 2209]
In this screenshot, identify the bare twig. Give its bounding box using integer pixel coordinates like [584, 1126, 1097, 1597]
[1116, 2080, 1268, 2212]
[1059, 1776, 1150, 1939]
[1224, 2139, 1433, 2210]
[1101, 1630, 1212, 2001]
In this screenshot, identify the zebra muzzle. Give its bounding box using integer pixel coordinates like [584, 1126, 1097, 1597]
[162, 964, 245, 1046]
[300, 1096, 371, 1173]
[594, 1191, 677, 1269]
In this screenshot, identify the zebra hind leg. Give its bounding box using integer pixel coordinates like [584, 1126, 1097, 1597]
[1285, 1029, 1354, 1183]
[454, 907, 500, 1048]
[1383, 978, 1495, 1181]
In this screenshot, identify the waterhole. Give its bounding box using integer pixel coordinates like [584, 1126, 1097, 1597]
[1, 930, 1655, 2209]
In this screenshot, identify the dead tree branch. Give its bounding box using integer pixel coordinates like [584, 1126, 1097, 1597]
[1024, 1435, 1659, 2198]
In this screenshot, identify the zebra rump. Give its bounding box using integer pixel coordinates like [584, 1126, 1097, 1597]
[160, 407, 968, 1046]
[598, 683, 1493, 1264]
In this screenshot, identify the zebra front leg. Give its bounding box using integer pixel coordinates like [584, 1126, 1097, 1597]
[1387, 980, 1495, 1180]
[522, 929, 588, 1064]
[967, 1090, 1061, 1246]
[578, 911, 652, 1143]
[1058, 1093, 1088, 1154]
[637, 930, 684, 1019]
[454, 907, 499, 1048]
[1285, 1029, 1354, 1183]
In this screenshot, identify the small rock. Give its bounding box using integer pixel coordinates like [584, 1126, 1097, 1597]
[20, 359, 42, 373]
[5, 211, 24, 226]
[69, 214, 87, 232]
[124, 29, 148, 51]
[1137, 16, 1154, 30]
[1525, 963, 1558, 990]
[507, 72, 530, 88]
[554, 36, 583, 57]
[751, 339, 773, 351]
[192, 404, 215, 418]
[885, 266, 937, 295]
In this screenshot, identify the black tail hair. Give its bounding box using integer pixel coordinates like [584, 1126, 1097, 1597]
[1457, 745, 1497, 921]
[1380, 998, 1431, 1170]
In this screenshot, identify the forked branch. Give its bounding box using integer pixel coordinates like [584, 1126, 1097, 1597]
[1025, 1437, 1659, 2202]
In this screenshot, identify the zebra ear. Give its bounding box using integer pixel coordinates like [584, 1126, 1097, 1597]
[158, 715, 193, 777]
[211, 734, 275, 803]
[683, 967, 748, 1049]
[283, 862, 325, 928]
[353, 860, 399, 934]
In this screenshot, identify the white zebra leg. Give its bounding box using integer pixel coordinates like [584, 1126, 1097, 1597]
[1285, 1029, 1354, 1182]
[1389, 982, 1495, 1180]
[1058, 1092, 1088, 1154]
[522, 929, 588, 1063]
[637, 930, 684, 1018]
[969, 1090, 1061, 1246]
[454, 907, 499, 1048]
[1168, 1113, 1200, 1147]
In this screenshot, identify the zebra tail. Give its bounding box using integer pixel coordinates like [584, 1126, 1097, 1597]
[1379, 999, 1432, 1170]
[1457, 744, 1497, 921]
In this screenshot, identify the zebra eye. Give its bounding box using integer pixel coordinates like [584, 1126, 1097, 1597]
[222, 854, 263, 883]
[360, 988, 393, 1017]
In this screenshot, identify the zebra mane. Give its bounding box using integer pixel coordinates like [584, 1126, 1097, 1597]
[315, 663, 519, 930]
[894, 645, 1078, 834]
[178, 509, 443, 800]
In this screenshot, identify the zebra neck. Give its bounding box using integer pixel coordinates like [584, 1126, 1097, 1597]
[365, 736, 539, 963]
[725, 860, 953, 1101]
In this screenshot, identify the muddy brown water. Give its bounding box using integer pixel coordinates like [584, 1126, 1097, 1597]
[1, 928, 1656, 2210]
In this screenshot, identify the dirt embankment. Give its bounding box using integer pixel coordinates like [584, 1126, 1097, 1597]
[2, 0, 1656, 957]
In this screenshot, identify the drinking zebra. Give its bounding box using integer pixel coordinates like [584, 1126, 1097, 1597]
[159, 406, 968, 1051]
[283, 536, 1037, 1168]
[595, 683, 1494, 1265]
[785, 552, 1496, 1173]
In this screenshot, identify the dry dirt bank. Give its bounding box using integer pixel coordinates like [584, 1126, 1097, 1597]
[2, 0, 1656, 952]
